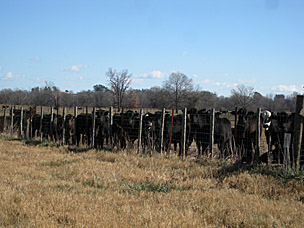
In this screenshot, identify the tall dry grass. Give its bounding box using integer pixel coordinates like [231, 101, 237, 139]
[0, 135, 303, 227]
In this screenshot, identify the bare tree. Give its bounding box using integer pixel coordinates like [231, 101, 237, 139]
[231, 84, 255, 110]
[163, 71, 193, 112]
[106, 68, 132, 111]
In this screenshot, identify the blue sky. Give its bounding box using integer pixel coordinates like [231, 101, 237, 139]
[0, 0, 303, 97]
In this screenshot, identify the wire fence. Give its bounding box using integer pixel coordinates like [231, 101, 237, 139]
[1, 96, 304, 169]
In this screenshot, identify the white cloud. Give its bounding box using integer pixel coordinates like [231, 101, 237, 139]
[192, 74, 199, 78]
[62, 64, 89, 72]
[224, 73, 230, 77]
[182, 51, 187, 56]
[140, 70, 166, 79]
[30, 56, 41, 63]
[66, 76, 84, 81]
[1, 72, 24, 81]
[0, 66, 2, 70]
[272, 85, 303, 92]
[132, 78, 144, 84]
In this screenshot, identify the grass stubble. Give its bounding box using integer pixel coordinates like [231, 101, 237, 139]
[0, 136, 303, 227]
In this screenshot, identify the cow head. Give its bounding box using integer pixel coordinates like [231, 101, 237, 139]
[261, 110, 271, 130]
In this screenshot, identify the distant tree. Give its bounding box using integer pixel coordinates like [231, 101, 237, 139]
[93, 84, 109, 92]
[163, 71, 193, 112]
[231, 84, 255, 110]
[106, 68, 132, 111]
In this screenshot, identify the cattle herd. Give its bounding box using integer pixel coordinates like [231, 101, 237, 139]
[0, 105, 303, 167]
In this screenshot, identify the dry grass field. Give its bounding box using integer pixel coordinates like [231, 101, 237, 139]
[0, 135, 304, 227]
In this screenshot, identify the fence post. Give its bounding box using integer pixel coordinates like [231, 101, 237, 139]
[86, 106, 89, 146]
[167, 109, 174, 155]
[181, 108, 187, 159]
[137, 109, 143, 154]
[25, 108, 29, 138]
[73, 106, 77, 145]
[92, 107, 96, 148]
[255, 108, 261, 163]
[56, 107, 59, 142]
[3, 106, 7, 133]
[29, 107, 32, 139]
[10, 106, 14, 136]
[109, 107, 113, 149]
[40, 107, 44, 141]
[120, 108, 124, 149]
[62, 107, 66, 145]
[209, 109, 215, 157]
[293, 95, 304, 170]
[50, 107, 54, 141]
[20, 107, 24, 138]
[160, 108, 165, 155]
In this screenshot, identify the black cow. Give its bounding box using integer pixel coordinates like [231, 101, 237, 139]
[262, 111, 294, 164]
[234, 109, 264, 163]
[189, 108, 234, 158]
[111, 110, 139, 149]
[76, 113, 93, 146]
[163, 113, 192, 157]
[94, 110, 109, 149]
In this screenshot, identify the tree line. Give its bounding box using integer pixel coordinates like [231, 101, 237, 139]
[0, 68, 298, 112]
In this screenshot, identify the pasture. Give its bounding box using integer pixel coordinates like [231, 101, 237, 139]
[0, 135, 304, 227]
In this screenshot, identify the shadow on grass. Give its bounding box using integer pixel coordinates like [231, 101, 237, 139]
[218, 157, 304, 184]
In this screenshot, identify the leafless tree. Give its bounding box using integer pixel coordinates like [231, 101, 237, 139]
[231, 84, 255, 110]
[163, 71, 193, 112]
[106, 68, 132, 111]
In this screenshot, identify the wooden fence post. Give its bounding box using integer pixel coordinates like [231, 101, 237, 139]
[62, 107, 66, 145]
[137, 109, 143, 154]
[10, 106, 14, 136]
[85, 106, 89, 146]
[181, 108, 187, 159]
[293, 95, 304, 170]
[56, 107, 59, 141]
[120, 108, 124, 149]
[29, 107, 32, 139]
[40, 107, 44, 141]
[50, 107, 54, 141]
[25, 109, 29, 138]
[3, 106, 7, 133]
[209, 109, 215, 157]
[20, 107, 24, 138]
[167, 109, 174, 155]
[160, 108, 165, 155]
[92, 107, 96, 148]
[73, 106, 77, 145]
[109, 107, 113, 148]
[255, 108, 261, 163]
